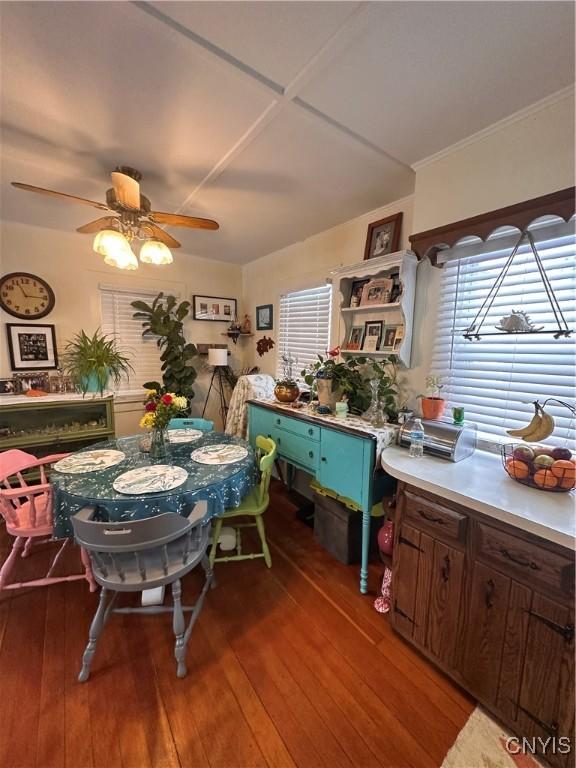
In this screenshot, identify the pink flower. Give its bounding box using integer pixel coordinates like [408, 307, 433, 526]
[161, 394, 173, 405]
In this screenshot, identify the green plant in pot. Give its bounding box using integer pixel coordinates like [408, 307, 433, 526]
[419, 375, 445, 419]
[275, 353, 300, 403]
[301, 352, 370, 413]
[62, 329, 133, 396]
[132, 293, 197, 402]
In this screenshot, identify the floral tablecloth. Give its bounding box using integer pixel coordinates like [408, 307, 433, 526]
[51, 432, 256, 539]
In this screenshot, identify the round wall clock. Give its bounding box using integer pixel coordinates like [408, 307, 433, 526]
[0, 272, 55, 319]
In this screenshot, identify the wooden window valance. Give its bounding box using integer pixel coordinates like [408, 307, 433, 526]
[409, 186, 575, 265]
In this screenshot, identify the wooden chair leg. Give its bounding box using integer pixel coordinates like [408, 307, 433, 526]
[255, 515, 272, 568]
[0, 537, 25, 589]
[171, 579, 187, 678]
[208, 517, 224, 568]
[78, 587, 111, 682]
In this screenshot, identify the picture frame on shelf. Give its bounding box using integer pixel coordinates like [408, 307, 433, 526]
[6, 323, 58, 371]
[362, 320, 383, 352]
[360, 277, 394, 306]
[256, 304, 273, 331]
[380, 326, 398, 350]
[392, 327, 404, 352]
[349, 279, 369, 308]
[193, 295, 237, 322]
[0, 377, 19, 395]
[364, 212, 403, 260]
[345, 325, 365, 351]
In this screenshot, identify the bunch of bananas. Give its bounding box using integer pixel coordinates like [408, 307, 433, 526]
[507, 401, 555, 442]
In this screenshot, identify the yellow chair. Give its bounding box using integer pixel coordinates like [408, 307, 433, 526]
[209, 436, 276, 568]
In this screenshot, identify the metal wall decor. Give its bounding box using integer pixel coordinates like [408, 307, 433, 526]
[463, 230, 573, 341]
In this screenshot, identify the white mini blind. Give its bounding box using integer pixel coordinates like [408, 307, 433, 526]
[100, 288, 163, 393]
[431, 217, 575, 448]
[277, 285, 332, 377]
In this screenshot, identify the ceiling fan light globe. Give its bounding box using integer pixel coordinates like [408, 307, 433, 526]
[140, 239, 173, 265]
[103, 248, 139, 270]
[93, 229, 138, 270]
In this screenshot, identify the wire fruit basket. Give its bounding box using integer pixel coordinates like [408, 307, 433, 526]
[501, 444, 575, 493]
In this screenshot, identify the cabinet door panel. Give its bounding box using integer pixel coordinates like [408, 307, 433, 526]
[517, 592, 575, 765]
[461, 562, 510, 704]
[496, 581, 532, 725]
[318, 429, 369, 508]
[413, 531, 434, 648]
[426, 541, 465, 667]
[392, 523, 421, 639]
[248, 406, 276, 444]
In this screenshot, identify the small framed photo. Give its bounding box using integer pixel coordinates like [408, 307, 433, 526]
[193, 295, 237, 322]
[7, 324, 58, 371]
[392, 327, 404, 352]
[360, 278, 394, 306]
[380, 326, 398, 350]
[349, 279, 369, 308]
[364, 212, 403, 260]
[345, 325, 365, 351]
[362, 320, 383, 352]
[256, 304, 273, 331]
[0, 377, 18, 395]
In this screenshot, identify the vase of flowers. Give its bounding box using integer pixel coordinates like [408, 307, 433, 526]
[140, 390, 188, 458]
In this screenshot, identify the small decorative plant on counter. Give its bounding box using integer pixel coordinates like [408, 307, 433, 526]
[275, 353, 300, 403]
[419, 374, 445, 419]
[62, 329, 133, 396]
[140, 390, 188, 458]
[132, 293, 197, 403]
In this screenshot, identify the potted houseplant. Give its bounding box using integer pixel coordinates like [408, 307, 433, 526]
[420, 375, 446, 419]
[62, 329, 133, 396]
[301, 350, 370, 412]
[275, 353, 300, 403]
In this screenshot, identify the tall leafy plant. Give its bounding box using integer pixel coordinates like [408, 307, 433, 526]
[62, 329, 133, 396]
[131, 293, 197, 399]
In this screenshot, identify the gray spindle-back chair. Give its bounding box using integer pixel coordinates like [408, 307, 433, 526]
[72, 501, 213, 681]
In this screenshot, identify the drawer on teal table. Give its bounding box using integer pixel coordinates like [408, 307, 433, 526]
[272, 429, 319, 471]
[269, 413, 320, 442]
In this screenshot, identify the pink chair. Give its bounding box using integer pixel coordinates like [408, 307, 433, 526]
[0, 449, 96, 591]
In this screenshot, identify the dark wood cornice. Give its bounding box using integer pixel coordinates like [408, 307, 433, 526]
[409, 186, 576, 265]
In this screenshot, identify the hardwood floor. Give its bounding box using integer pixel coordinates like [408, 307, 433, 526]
[0, 481, 474, 768]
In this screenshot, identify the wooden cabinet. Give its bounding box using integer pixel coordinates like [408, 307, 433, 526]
[391, 482, 575, 766]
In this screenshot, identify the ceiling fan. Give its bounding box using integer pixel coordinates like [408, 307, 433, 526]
[11, 166, 219, 269]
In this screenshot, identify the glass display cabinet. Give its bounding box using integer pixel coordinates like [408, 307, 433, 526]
[0, 394, 115, 457]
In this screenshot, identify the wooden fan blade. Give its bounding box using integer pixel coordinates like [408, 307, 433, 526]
[111, 171, 140, 210]
[76, 216, 120, 234]
[145, 223, 181, 249]
[11, 182, 110, 211]
[151, 211, 219, 231]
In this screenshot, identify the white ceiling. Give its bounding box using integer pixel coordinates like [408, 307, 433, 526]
[1, 1, 573, 264]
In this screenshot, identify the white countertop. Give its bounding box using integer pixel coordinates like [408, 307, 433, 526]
[381, 446, 575, 551]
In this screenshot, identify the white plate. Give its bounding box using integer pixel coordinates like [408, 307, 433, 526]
[190, 444, 248, 465]
[167, 428, 203, 444]
[113, 465, 188, 495]
[54, 449, 126, 474]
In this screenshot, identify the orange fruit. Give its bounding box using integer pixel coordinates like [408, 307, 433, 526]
[506, 458, 530, 480]
[559, 475, 576, 490]
[533, 469, 558, 489]
[551, 460, 576, 481]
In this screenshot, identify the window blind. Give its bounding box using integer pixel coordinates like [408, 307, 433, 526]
[431, 217, 575, 449]
[100, 288, 163, 393]
[277, 285, 332, 378]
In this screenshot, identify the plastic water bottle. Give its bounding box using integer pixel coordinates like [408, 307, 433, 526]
[409, 418, 425, 458]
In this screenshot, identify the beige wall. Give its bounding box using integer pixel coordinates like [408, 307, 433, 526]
[0, 221, 243, 433]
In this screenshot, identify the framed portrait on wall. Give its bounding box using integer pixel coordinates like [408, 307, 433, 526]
[192, 295, 237, 322]
[6, 323, 58, 371]
[363, 213, 403, 260]
[256, 304, 273, 331]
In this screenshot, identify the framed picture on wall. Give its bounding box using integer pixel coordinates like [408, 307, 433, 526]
[6, 323, 58, 371]
[256, 304, 273, 331]
[363, 212, 403, 260]
[192, 295, 237, 322]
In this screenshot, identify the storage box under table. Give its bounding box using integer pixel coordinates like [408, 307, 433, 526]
[313, 491, 382, 565]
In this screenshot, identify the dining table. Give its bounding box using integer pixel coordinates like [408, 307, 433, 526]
[51, 431, 257, 540]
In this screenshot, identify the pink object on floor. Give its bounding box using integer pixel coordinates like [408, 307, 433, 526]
[0, 449, 96, 591]
[374, 566, 392, 614]
[378, 520, 394, 556]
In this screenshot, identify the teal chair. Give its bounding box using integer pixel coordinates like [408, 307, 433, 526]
[169, 418, 214, 432]
[209, 436, 276, 568]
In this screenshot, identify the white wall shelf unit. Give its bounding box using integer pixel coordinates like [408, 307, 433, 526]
[327, 250, 418, 368]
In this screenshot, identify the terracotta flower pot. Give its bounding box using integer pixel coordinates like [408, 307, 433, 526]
[421, 397, 446, 420]
[316, 378, 341, 410]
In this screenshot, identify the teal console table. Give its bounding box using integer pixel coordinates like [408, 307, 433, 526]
[248, 400, 390, 593]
